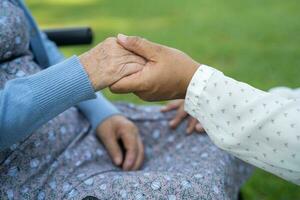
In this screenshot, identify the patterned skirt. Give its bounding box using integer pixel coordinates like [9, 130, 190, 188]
[0, 103, 253, 200]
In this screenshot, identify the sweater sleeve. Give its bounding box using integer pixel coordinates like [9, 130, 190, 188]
[184, 65, 300, 185]
[0, 56, 96, 151]
[77, 92, 121, 130]
[41, 32, 121, 130]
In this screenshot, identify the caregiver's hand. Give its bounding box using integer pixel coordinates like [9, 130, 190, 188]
[110, 34, 200, 101]
[161, 100, 205, 134]
[80, 37, 146, 91]
[96, 115, 144, 171]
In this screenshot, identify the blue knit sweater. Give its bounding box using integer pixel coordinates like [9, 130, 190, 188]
[0, 0, 120, 151]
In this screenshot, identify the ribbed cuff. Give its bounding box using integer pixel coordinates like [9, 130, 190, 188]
[184, 65, 217, 118]
[77, 92, 121, 130]
[28, 56, 96, 115]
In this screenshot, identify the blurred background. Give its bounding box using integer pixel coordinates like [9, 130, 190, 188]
[27, 0, 300, 199]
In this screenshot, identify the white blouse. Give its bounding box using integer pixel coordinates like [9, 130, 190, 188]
[185, 65, 300, 185]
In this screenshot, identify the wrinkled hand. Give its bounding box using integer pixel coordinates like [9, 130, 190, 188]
[96, 115, 144, 171]
[110, 34, 200, 101]
[161, 100, 205, 134]
[80, 37, 146, 91]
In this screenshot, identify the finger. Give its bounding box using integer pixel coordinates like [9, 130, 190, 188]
[100, 134, 123, 166]
[115, 62, 144, 82]
[121, 53, 147, 66]
[186, 117, 198, 134]
[117, 34, 162, 61]
[121, 131, 139, 171]
[169, 109, 188, 129]
[160, 100, 182, 112]
[110, 72, 141, 93]
[196, 122, 205, 133]
[132, 137, 144, 170]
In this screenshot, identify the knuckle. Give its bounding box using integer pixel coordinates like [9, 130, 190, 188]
[119, 55, 133, 65]
[100, 133, 110, 141]
[131, 36, 143, 48]
[105, 37, 117, 43]
[103, 38, 117, 49]
[132, 126, 139, 135]
[155, 45, 164, 53]
[126, 123, 138, 134]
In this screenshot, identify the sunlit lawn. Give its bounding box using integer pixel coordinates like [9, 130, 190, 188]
[28, 0, 300, 199]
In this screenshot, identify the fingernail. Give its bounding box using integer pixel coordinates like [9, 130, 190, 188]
[118, 33, 128, 43]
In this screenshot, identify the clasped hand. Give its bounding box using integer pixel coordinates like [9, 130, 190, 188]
[79, 35, 203, 171]
[80, 34, 200, 101]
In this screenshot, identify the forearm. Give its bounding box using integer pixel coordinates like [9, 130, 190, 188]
[185, 65, 300, 185]
[77, 92, 120, 130]
[0, 56, 95, 151]
[41, 34, 121, 131]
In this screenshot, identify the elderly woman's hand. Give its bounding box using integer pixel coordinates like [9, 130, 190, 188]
[96, 115, 144, 171]
[80, 37, 146, 91]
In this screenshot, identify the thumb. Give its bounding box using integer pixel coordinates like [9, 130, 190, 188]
[110, 72, 141, 94]
[117, 34, 160, 60]
[116, 62, 143, 80]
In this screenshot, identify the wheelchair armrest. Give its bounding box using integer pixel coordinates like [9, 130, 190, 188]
[43, 27, 93, 46]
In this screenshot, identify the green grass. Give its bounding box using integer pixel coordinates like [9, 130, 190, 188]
[27, 0, 300, 199]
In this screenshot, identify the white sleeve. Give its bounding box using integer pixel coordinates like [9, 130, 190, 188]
[185, 65, 300, 185]
[269, 87, 300, 99]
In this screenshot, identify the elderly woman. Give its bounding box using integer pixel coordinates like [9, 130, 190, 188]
[0, 0, 252, 199]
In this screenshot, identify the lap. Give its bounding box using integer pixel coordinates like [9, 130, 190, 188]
[60, 104, 252, 200]
[0, 103, 253, 200]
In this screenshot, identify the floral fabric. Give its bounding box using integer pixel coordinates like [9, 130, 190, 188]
[0, 103, 253, 200]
